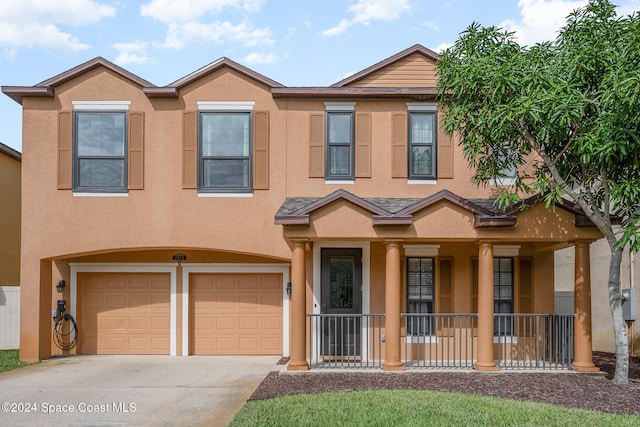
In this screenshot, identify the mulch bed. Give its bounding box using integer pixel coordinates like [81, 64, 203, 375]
[249, 352, 640, 415]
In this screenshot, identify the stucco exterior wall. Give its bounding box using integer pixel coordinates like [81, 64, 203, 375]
[0, 152, 20, 286]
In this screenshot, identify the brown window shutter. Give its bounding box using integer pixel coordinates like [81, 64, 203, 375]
[253, 110, 270, 190]
[183, 111, 197, 189]
[437, 105, 454, 179]
[128, 111, 144, 190]
[438, 258, 453, 313]
[309, 113, 324, 178]
[391, 112, 407, 178]
[58, 111, 73, 190]
[355, 112, 371, 178]
[518, 258, 533, 313]
[471, 258, 479, 313]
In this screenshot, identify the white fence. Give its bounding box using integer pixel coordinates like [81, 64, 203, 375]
[0, 286, 20, 349]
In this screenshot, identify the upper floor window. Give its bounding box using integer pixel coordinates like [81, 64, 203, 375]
[408, 111, 437, 180]
[325, 103, 355, 181]
[196, 101, 256, 194]
[199, 111, 252, 192]
[73, 107, 128, 193]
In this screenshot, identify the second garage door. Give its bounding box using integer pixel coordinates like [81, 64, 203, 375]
[190, 273, 282, 355]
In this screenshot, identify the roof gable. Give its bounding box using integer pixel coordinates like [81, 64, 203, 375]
[2, 57, 155, 104]
[331, 44, 440, 88]
[144, 57, 284, 98]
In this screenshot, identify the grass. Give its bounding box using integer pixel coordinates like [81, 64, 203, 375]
[229, 390, 639, 427]
[0, 349, 36, 373]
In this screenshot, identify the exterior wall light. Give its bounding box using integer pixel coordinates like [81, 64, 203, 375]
[286, 282, 292, 295]
[56, 280, 66, 293]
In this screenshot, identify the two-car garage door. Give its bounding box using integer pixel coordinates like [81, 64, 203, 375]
[77, 272, 283, 355]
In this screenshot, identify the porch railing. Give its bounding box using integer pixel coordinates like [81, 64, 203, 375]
[308, 313, 384, 369]
[401, 313, 478, 369]
[494, 314, 575, 369]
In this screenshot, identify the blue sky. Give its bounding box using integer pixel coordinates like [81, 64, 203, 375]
[1, 0, 639, 152]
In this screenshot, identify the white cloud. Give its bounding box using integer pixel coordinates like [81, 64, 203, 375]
[432, 42, 452, 53]
[322, 0, 411, 36]
[140, 0, 265, 23]
[424, 20, 439, 31]
[243, 52, 278, 64]
[501, 0, 587, 46]
[141, 0, 271, 50]
[502, 0, 640, 46]
[112, 41, 155, 65]
[0, 0, 116, 55]
[617, 0, 640, 16]
[164, 21, 273, 49]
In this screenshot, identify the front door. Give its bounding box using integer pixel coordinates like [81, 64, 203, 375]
[321, 248, 362, 358]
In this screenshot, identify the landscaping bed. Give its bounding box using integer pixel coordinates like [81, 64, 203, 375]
[249, 353, 640, 415]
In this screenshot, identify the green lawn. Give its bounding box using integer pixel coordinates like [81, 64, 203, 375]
[0, 349, 35, 373]
[230, 389, 639, 427]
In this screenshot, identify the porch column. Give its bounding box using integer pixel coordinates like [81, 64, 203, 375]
[572, 240, 599, 372]
[383, 240, 404, 371]
[288, 240, 309, 371]
[476, 241, 499, 371]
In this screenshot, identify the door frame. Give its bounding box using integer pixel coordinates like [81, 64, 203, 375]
[312, 241, 370, 359]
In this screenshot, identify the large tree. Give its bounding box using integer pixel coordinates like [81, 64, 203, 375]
[436, 0, 640, 383]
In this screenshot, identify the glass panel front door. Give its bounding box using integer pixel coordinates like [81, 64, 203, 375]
[321, 248, 362, 357]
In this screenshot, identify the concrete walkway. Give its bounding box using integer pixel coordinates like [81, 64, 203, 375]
[0, 355, 281, 427]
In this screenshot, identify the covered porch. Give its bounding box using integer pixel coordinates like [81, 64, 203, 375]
[276, 190, 603, 372]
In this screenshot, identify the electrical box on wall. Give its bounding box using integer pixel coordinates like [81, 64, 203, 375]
[622, 288, 636, 321]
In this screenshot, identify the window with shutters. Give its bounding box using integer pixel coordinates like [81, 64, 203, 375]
[406, 257, 435, 335]
[198, 110, 252, 192]
[408, 110, 437, 180]
[73, 110, 128, 193]
[326, 111, 354, 180]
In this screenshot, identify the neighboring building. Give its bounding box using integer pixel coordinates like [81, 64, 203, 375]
[2, 45, 605, 372]
[555, 240, 639, 356]
[0, 142, 21, 349]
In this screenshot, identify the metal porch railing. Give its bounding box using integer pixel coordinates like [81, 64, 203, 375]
[494, 314, 575, 369]
[402, 313, 478, 369]
[308, 313, 384, 369]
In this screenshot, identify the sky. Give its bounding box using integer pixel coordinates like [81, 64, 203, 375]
[1, 0, 639, 152]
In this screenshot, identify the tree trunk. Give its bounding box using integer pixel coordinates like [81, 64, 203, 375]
[607, 248, 629, 384]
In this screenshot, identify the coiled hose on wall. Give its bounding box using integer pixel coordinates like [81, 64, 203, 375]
[53, 313, 78, 350]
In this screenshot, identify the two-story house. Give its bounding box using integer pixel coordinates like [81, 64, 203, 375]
[2, 45, 603, 372]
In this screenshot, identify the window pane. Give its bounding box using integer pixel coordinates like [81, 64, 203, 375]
[330, 145, 351, 176]
[201, 113, 250, 157]
[406, 258, 434, 306]
[328, 113, 352, 144]
[410, 114, 433, 144]
[77, 113, 125, 156]
[203, 159, 249, 188]
[412, 146, 433, 176]
[329, 256, 354, 309]
[78, 159, 125, 188]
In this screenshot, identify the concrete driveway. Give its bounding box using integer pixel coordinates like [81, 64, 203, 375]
[0, 355, 281, 427]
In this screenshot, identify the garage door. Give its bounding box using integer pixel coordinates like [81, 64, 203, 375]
[77, 273, 171, 354]
[190, 273, 282, 355]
